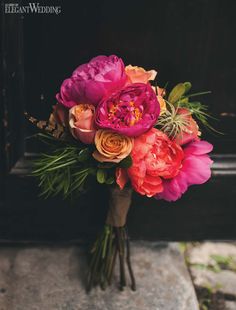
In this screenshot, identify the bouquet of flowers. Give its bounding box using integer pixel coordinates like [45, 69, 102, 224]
[26, 55, 213, 291]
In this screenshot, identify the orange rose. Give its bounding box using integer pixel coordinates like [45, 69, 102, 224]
[93, 130, 133, 163]
[125, 65, 157, 84]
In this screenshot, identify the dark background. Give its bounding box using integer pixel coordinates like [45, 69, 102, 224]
[1, 0, 236, 243]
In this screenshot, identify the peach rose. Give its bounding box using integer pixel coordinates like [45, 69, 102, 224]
[151, 86, 166, 114]
[125, 65, 157, 84]
[69, 104, 96, 144]
[93, 130, 133, 163]
[157, 95, 166, 114]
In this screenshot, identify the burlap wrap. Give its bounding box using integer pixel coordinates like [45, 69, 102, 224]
[106, 186, 133, 227]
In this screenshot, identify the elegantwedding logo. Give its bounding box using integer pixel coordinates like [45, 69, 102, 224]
[4, 3, 61, 15]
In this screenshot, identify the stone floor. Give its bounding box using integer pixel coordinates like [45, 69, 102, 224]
[0, 242, 198, 310]
[187, 242, 236, 310]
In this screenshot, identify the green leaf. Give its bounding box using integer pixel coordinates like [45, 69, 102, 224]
[183, 82, 192, 93]
[77, 148, 90, 162]
[177, 97, 189, 105]
[184, 91, 211, 99]
[96, 169, 107, 184]
[168, 83, 186, 104]
[119, 155, 133, 168]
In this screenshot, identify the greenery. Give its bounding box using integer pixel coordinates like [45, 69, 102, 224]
[156, 101, 191, 138]
[87, 224, 136, 291]
[32, 142, 93, 198]
[156, 81, 220, 137]
[32, 133, 132, 198]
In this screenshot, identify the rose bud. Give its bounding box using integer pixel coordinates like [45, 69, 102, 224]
[69, 104, 96, 144]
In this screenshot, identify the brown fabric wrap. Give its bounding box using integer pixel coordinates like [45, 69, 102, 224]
[106, 186, 133, 227]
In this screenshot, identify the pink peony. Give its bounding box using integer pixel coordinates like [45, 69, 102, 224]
[72, 55, 127, 105]
[56, 78, 80, 108]
[56, 55, 127, 107]
[156, 140, 213, 202]
[127, 128, 184, 197]
[95, 83, 160, 137]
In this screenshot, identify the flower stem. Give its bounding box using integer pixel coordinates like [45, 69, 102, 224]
[125, 227, 136, 291]
[115, 227, 126, 290]
[87, 224, 135, 291]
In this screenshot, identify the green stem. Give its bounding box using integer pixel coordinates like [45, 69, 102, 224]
[108, 244, 117, 285]
[125, 227, 136, 291]
[116, 227, 126, 290]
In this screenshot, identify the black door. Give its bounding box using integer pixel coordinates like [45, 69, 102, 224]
[1, 0, 236, 242]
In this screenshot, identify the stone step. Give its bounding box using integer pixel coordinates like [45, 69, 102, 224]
[187, 241, 236, 309]
[0, 242, 199, 310]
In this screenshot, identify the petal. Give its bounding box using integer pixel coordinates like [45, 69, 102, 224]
[182, 155, 213, 185]
[184, 140, 213, 156]
[116, 168, 129, 190]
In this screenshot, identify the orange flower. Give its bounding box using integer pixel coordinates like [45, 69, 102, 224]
[93, 130, 133, 163]
[151, 86, 166, 114]
[157, 95, 166, 114]
[125, 65, 157, 84]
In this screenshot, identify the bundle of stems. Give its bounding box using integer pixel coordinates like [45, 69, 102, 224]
[87, 224, 136, 291]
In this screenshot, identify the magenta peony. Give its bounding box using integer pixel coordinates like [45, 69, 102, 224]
[56, 55, 127, 108]
[95, 83, 160, 137]
[72, 55, 127, 105]
[56, 78, 80, 108]
[156, 140, 213, 201]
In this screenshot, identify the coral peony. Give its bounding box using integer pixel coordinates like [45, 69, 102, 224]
[156, 140, 213, 202]
[127, 128, 184, 197]
[93, 130, 133, 163]
[125, 65, 157, 84]
[69, 104, 96, 144]
[95, 83, 160, 137]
